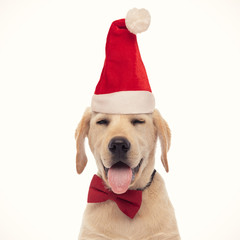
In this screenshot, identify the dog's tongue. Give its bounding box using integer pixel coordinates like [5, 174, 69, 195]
[108, 162, 132, 194]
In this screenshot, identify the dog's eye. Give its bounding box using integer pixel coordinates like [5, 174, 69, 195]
[96, 119, 109, 125]
[131, 119, 145, 125]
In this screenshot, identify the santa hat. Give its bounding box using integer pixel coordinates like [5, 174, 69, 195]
[91, 8, 155, 114]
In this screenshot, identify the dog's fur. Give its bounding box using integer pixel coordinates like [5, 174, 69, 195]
[75, 108, 180, 240]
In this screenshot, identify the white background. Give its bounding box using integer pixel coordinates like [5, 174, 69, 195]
[0, 0, 240, 239]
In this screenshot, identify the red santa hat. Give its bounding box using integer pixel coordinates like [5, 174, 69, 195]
[91, 8, 155, 114]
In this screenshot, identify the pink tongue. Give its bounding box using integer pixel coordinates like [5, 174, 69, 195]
[108, 162, 132, 194]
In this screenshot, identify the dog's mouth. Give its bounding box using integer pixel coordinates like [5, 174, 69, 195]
[103, 159, 143, 194]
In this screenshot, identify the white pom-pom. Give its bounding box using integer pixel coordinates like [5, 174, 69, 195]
[125, 8, 151, 34]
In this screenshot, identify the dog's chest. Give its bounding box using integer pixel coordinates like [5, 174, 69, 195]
[82, 200, 154, 239]
[80, 175, 180, 240]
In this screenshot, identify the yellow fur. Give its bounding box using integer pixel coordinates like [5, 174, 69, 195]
[75, 108, 180, 240]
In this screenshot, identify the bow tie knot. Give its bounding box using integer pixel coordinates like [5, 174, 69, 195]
[107, 191, 117, 201]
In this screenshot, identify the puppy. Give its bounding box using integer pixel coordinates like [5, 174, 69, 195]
[75, 108, 180, 240]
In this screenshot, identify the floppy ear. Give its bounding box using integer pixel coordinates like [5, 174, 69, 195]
[153, 109, 171, 172]
[75, 108, 91, 174]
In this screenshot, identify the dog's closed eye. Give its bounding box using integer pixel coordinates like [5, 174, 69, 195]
[131, 119, 145, 126]
[96, 119, 109, 125]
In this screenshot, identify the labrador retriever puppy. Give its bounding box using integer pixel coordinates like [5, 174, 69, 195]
[75, 107, 180, 240]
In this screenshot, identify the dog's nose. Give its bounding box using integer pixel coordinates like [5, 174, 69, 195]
[108, 137, 131, 155]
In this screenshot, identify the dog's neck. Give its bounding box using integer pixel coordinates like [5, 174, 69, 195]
[136, 169, 156, 191]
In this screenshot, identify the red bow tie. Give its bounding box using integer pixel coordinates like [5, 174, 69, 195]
[87, 175, 142, 219]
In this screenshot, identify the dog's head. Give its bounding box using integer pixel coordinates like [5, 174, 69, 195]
[75, 108, 171, 192]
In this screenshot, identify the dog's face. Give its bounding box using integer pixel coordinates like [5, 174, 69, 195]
[75, 108, 171, 191]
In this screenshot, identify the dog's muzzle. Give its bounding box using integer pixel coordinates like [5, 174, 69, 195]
[102, 136, 143, 194]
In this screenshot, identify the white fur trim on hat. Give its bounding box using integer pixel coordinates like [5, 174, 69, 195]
[91, 91, 155, 114]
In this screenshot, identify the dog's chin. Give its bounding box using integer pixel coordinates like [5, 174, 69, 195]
[101, 159, 143, 193]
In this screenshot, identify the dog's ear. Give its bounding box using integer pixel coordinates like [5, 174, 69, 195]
[153, 109, 171, 172]
[75, 108, 91, 174]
